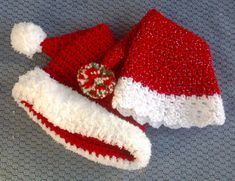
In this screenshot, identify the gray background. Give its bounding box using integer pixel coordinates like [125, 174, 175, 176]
[0, 0, 234, 180]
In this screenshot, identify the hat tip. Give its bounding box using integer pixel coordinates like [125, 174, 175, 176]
[10, 22, 47, 58]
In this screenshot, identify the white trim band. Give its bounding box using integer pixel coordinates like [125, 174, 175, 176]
[12, 68, 151, 170]
[112, 77, 225, 129]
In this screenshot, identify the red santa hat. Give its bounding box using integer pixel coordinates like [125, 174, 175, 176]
[102, 9, 225, 129]
[11, 23, 151, 170]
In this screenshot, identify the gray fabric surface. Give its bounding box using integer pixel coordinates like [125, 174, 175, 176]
[0, 0, 234, 180]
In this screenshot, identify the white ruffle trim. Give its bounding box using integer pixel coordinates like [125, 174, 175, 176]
[112, 77, 225, 129]
[12, 68, 151, 170]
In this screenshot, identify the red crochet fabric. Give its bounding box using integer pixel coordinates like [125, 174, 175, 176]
[103, 9, 220, 96]
[42, 24, 144, 130]
[21, 101, 134, 161]
[20, 24, 145, 163]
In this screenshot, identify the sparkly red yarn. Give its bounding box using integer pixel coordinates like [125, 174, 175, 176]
[103, 9, 220, 96]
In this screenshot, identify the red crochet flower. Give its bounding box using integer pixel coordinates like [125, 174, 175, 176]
[77, 62, 116, 99]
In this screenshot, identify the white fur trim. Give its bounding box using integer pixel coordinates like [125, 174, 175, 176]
[11, 22, 47, 58]
[12, 68, 151, 170]
[112, 77, 225, 129]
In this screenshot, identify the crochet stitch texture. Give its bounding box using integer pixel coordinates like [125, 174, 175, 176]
[102, 9, 225, 128]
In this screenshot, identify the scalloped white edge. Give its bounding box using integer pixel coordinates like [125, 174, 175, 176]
[12, 67, 151, 170]
[112, 77, 225, 129]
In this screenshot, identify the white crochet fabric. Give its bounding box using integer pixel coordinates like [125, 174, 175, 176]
[112, 77, 225, 129]
[12, 68, 151, 170]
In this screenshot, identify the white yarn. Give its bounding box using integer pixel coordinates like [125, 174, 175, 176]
[11, 22, 47, 58]
[12, 67, 151, 170]
[112, 77, 225, 129]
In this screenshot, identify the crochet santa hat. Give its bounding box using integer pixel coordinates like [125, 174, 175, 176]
[11, 23, 151, 170]
[101, 9, 225, 128]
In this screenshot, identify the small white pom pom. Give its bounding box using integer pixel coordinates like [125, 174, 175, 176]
[11, 22, 47, 58]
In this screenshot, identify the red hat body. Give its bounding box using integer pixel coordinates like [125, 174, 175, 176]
[12, 24, 151, 170]
[108, 9, 225, 128]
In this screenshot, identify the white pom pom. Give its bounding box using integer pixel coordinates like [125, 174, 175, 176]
[11, 22, 47, 58]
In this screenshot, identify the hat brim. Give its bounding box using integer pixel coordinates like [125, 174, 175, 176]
[12, 67, 151, 170]
[112, 77, 225, 129]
